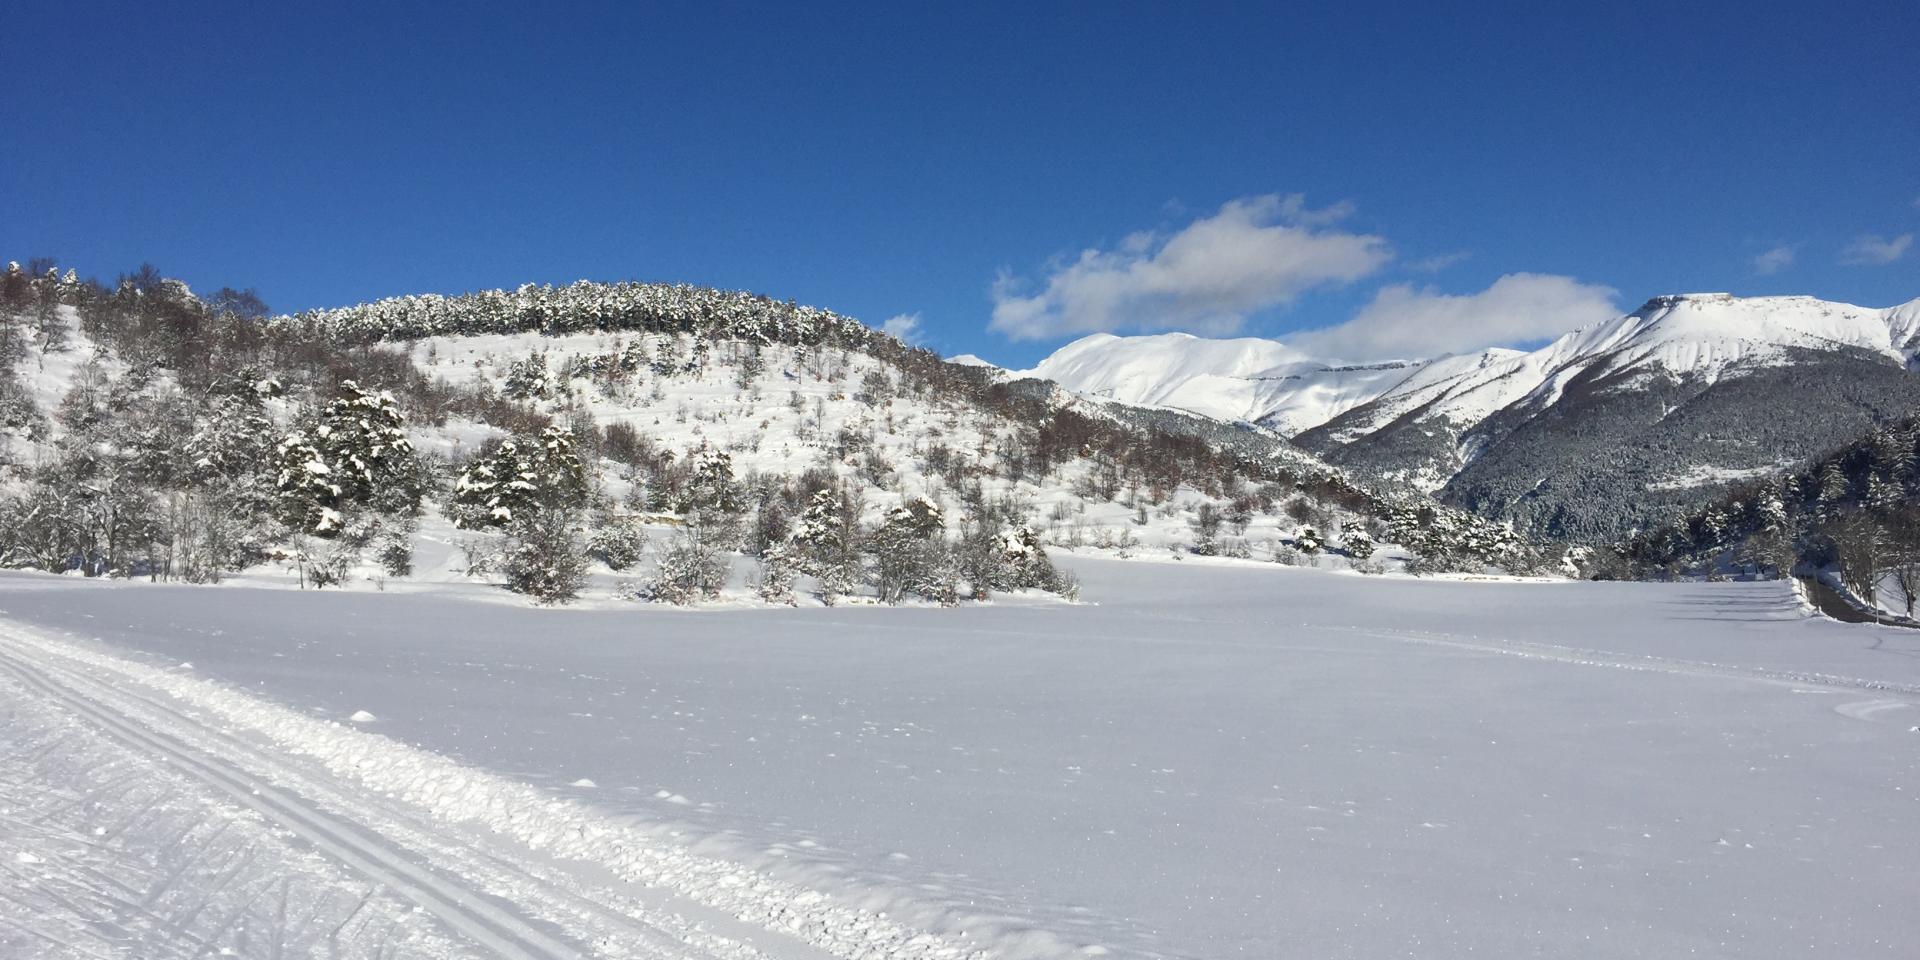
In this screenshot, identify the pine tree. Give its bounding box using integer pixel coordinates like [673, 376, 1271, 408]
[1816, 460, 1850, 511]
[679, 448, 746, 547]
[787, 487, 860, 603]
[1340, 520, 1375, 560]
[756, 544, 798, 605]
[870, 496, 955, 605]
[452, 426, 589, 529]
[275, 381, 423, 538]
[274, 430, 343, 536]
[992, 524, 1059, 591]
[502, 506, 588, 604]
[178, 393, 281, 578]
[1189, 502, 1223, 555]
[683, 448, 743, 515]
[587, 517, 648, 570]
[1295, 527, 1324, 555]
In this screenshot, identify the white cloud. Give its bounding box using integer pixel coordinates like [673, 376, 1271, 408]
[881, 312, 924, 344]
[1287, 273, 1621, 362]
[989, 194, 1390, 341]
[1752, 245, 1795, 276]
[1839, 233, 1913, 266]
[1410, 251, 1471, 274]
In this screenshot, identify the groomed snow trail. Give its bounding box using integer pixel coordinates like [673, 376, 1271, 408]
[0, 643, 594, 960]
[0, 625, 980, 960]
[0, 657, 473, 958]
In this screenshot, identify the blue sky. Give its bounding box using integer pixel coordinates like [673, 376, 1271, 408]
[3, 1, 1915, 366]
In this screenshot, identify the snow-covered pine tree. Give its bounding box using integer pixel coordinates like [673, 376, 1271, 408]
[1188, 502, 1223, 556]
[275, 381, 424, 538]
[680, 448, 745, 536]
[748, 493, 791, 556]
[451, 426, 589, 530]
[177, 392, 281, 580]
[450, 426, 594, 600]
[587, 516, 648, 570]
[1339, 520, 1375, 560]
[502, 506, 588, 604]
[1295, 527, 1324, 555]
[787, 487, 860, 604]
[992, 524, 1060, 592]
[870, 496, 956, 605]
[273, 431, 341, 537]
[756, 544, 798, 605]
[272, 381, 424, 587]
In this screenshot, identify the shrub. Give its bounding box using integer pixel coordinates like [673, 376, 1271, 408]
[588, 519, 648, 570]
[503, 509, 588, 604]
[645, 532, 728, 605]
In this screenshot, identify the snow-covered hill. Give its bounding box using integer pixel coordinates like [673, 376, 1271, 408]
[8, 264, 1551, 607]
[1022, 293, 1920, 538]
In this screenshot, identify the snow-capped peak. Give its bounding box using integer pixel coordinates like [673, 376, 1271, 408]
[1022, 291, 1920, 446]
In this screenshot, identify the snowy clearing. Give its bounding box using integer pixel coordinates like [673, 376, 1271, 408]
[2, 558, 1917, 959]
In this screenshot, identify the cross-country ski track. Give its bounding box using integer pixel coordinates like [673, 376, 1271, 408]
[0, 623, 976, 960]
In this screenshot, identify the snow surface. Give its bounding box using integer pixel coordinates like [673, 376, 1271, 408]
[1021, 293, 1920, 445]
[3, 558, 1917, 958]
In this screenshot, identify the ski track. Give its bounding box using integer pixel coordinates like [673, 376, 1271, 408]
[1322, 623, 1920, 698]
[0, 641, 596, 960]
[0, 624, 999, 960]
[0, 665, 472, 960]
[1831, 698, 1916, 724]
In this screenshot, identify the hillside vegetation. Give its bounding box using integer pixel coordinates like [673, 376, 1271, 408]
[1610, 415, 1920, 618]
[0, 261, 1542, 606]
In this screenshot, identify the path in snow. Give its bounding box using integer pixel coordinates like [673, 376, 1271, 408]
[0, 625, 957, 960]
[0, 647, 474, 959]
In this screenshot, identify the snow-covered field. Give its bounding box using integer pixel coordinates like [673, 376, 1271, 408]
[3, 559, 1917, 959]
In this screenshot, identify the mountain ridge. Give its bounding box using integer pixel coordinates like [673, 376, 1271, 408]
[1016, 291, 1920, 539]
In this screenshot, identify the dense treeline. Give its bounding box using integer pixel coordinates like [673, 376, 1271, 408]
[1612, 416, 1920, 613]
[273, 281, 882, 353]
[0, 260, 441, 583]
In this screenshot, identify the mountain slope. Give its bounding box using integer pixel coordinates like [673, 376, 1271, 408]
[1023, 293, 1920, 540]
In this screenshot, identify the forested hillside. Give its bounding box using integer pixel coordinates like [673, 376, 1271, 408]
[0, 261, 1542, 607]
[1610, 415, 1920, 617]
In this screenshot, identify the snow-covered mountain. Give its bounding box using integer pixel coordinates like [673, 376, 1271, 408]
[1022, 332, 1422, 435]
[1023, 293, 1920, 539]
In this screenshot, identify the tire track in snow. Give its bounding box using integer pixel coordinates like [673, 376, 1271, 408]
[0, 645, 588, 960]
